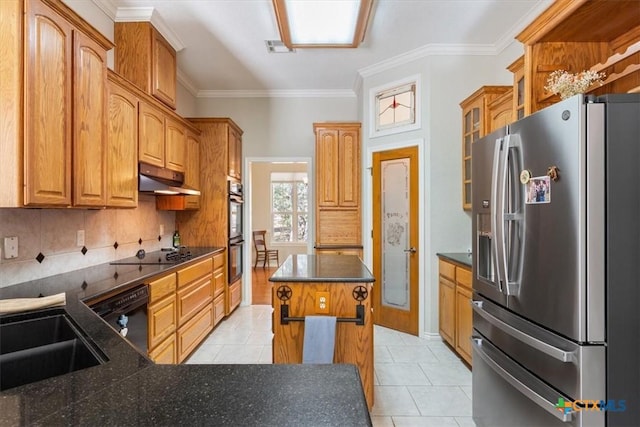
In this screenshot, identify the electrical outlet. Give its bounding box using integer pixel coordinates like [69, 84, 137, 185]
[315, 291, 330, 314]
[4, 236, 18, 259]
[76, 230, 85, 247]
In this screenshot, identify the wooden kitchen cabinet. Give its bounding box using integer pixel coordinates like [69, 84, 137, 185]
[183, 130, 201, 210]
[438, 256, 472, 366]
[139, 101, 166, 168]
[314, 122, 362, 254]
[438, 260, 456, 347]
[507, 55, 526, 121]
[487, 89, 513, 133]
[106, 71, 138, 208]
[455, 266, 473, 365]
[213, 251, 225, 298]
[460, 86, 511, 211]
[226, 279, 242, 315]
[228, 124, 243, 180]
[177, 303, 214, 363]
[516, 1, 640, 115]
[165, 116, 186, 173]
[148, 273, 177, 364]
[176, 257, 213, 325]
[0, 0, 112, 207]
[114, 21, 177, 109]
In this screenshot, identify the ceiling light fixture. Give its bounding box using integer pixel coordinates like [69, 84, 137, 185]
[272, 0, 373, 48]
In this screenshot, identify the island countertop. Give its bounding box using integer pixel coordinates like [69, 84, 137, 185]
[269, 254, 375, 283]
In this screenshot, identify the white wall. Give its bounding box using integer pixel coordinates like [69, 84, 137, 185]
[359, 44, 523, 337]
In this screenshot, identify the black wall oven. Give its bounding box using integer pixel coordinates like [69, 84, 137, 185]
[228, 181, 244, 284]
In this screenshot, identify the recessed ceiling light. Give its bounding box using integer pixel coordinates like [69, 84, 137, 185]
[266, 40, 295, 53]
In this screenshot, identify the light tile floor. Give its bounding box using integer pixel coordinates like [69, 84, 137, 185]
[186, 305, 475, 426]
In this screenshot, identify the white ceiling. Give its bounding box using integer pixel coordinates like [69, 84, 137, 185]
[94, 0, 552, 97]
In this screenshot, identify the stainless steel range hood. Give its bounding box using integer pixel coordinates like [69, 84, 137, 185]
[138, 162, 201, 196]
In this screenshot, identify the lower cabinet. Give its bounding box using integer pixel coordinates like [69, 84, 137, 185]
[226, 279, 242, 315]
[146, 251, 226, 364]
[438, 256, 472, 366]
[177, 302, 214, 363]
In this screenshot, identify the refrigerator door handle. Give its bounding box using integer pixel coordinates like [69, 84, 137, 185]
[501, 134, 524, 296]
[472, 337, 575, 423]
[472, 301, 574, 363]
[490, 137, 505, 293]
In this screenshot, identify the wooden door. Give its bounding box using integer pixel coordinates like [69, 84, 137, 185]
[73, 30, 107, 207]
[106, 79, 138, 207]
[372, 146, 419, 335]
[138, 101, 165, 167]
[24, 0, 73, 206]
[165, 116, 186, 172]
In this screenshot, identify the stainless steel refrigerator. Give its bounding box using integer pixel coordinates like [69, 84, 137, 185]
[471, 93, 640, 426]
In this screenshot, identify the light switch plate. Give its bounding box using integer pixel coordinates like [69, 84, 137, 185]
[4, 236, 18, 259]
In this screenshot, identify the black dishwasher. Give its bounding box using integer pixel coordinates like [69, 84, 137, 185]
[88, 284, 149, 354]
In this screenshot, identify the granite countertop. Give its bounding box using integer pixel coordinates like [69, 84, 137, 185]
[437, 252, 472, 268]
[269, 254, 375, 283]
[0, 248, 372, 426]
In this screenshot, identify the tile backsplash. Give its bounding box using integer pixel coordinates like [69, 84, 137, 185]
[0, 195, 175, 288]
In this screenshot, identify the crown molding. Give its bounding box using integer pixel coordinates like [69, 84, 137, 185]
[177, 68, 199, 97]
[91, 0, 117, 20]
[113, 7, 185, 52]
[197, 89, 357, 98]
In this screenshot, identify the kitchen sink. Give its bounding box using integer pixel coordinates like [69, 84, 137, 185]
[0, 308, 107, 391]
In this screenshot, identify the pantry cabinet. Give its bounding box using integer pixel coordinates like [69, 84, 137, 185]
[313, 123, 362, 255]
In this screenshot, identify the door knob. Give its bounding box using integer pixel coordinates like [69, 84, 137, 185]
[404, 247, 417, 253]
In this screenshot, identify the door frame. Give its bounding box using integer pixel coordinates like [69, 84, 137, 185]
[244, 156, 314, 306]
[364, 138, 427, 337]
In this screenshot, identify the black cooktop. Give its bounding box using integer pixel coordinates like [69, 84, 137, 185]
[110, 248, 193, 265]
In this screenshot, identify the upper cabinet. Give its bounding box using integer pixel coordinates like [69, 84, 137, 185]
[1, 0, 114, 208]
[106, 71, 139, 208]
[138, 101, 186, 173]
[507, 56, 526, 121]
[228, 124, 243, 180]
[516, 0, 640, 115]
[314, 123, 361, 208]
[459, 87, 510, 211]
[115, 22, 177, 110]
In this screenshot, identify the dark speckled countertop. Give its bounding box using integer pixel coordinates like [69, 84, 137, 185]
[269, 254, 375, 283]
[0, 248, 372, 427]
[437, 252, 473, 268]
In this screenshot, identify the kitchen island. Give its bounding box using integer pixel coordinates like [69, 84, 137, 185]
[0, 251, 371, 426]
[269, 254, 375, 409]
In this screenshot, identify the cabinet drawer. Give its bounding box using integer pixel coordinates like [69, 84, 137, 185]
[148, 293, 176, 349]
[456, 266, 472, 289]
[177, 303, 214, 363]
[148, 334, 176, 364]
[213, 252, 224, 270]
[177, 276, 213, 325]
[148, 273, 176, 302]
[177, 257, 212, 287]
[439, 260, 456, 281]
[213, 293, 225, 326]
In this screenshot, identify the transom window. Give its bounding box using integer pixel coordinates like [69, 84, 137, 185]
[271, 172, 308, 243]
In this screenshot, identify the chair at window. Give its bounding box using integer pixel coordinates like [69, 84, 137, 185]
[253, 230, 279, 269]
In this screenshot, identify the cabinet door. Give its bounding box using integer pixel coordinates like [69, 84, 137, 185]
[148, 293, 176, 350]
[461, 101, 482, 211]
[151, 28, 176, 109]
[338, 129, 360, 207]
[183, 130, 200, 209]
[226, 279, 242, 315]
[439, 275, 456, 347]
[106, 80, 138, 207]
[213, 255, 225, 298]
[177, 303, 214, 363]
[24, 0, 73, 206]
[73, 30, 107, 207]
[228, 126, 242, 179]
[213, 293, 225, 326]
[316, 128, 339, 207]
[455, 284, 473, 365]
[139, 101, 165, 167]
[148, 334, 176, 364]
[165, 116, 186, 172]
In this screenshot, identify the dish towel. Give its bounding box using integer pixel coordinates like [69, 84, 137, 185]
[0, 292, 66, 315]
[302, 315, 337, 364]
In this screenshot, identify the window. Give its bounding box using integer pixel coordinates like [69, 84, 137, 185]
[271, 172, 308, 243]
[370, 75, 421, 138]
